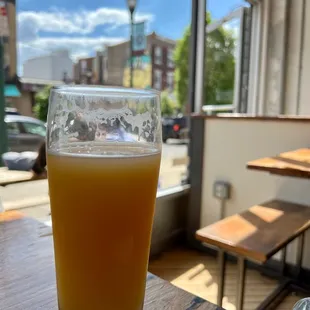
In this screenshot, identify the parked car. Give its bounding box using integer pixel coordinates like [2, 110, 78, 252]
[5, 107, 20, 115]
[5, 115, 46, 152]
[162, 116, 188, 143]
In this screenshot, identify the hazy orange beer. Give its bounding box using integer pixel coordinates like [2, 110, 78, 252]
[47, 87, 162, 310]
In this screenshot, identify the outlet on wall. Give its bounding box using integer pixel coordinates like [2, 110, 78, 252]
[213, 181, 231, 200]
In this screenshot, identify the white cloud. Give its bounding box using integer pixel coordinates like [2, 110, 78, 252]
[18, 7, 153, 42]
[17, 7, 154, 75]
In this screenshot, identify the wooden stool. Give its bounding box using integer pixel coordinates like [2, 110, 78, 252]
[196, 200, 310, 310]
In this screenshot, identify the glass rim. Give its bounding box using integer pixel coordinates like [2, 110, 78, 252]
[51, 85, 161, 98]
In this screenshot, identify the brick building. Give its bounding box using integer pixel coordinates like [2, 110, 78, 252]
[73, 51, 106, 85]
[106, 32, 176, 91]
[74, 32, 176, 91]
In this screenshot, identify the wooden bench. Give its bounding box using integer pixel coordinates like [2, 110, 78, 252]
[247, 148, 310, 179]
[196, 200, 310, 310]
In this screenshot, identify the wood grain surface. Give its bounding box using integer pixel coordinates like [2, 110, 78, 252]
[0, 167, 34, 186]
[247, 148, 310, 178]
[196, 200, 310, 262]
[0, 211, 221, 309]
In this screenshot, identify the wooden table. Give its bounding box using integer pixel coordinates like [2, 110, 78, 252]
[0, 167, 34, 186]
[0, 211, 221, 310]
[247, 148, 310, 178]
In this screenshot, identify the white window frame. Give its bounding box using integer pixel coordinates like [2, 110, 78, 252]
[248, 2, 263, 115]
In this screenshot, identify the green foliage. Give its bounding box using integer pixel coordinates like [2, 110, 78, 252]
[34, 85, 52, 122]
[174, 12, 236, 111]
[161, 90, 177, 117]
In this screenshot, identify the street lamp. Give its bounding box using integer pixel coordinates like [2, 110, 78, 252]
[127, 0, 137, 88]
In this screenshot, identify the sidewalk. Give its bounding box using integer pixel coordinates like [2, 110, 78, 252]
[0, 159, 187, 222]
[0, 179, 51, 224]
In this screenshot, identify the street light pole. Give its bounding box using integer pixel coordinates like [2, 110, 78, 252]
[0, 41, 7, 166]
[130, 11, 134, 88]
[127, 0, 137, 88]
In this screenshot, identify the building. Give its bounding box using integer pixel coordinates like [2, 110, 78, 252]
[10, 78, 66, 117]
[3, 0, 17, 85]
[1, 0, 21, 107]
[73, 32, 175, 91]
[106, 32, 176, 91]
[23, 50, 73, 82]
[73, 51, 106, 85]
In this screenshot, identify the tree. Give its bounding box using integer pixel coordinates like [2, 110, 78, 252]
[174, 12, 236, 111]
[34, 85, 52, 122]
[161, 90, 177, 117]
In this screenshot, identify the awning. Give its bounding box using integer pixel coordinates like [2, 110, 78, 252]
[5, 85, 21, 97]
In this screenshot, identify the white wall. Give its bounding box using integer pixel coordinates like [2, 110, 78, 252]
[23, 56, 52, 80]
[51, 53, 73, 81]
[248, 0, 310, 116]
[23, 50, 73, 81]
[201, 117, 310, 267]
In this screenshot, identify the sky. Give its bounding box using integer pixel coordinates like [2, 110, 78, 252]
[17, 0, 246, 75]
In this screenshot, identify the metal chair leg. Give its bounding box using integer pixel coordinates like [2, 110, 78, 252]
[236, 257, 246, 310]
[281, 246, 287, 275]
[296, 233, 305, 277]
[217, 250, 226, 307]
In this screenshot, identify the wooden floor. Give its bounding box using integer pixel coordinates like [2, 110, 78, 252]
[149, 247, 305, 310]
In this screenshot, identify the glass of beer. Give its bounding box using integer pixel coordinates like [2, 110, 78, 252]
[46, 86, 161, 310]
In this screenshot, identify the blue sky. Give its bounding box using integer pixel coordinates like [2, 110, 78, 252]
[17, 0, 246, 74]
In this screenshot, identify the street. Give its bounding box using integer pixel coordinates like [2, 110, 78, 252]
[0, 141, 188, 222]
[162, 140, 187, 159]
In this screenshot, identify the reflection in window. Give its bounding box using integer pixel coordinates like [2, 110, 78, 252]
[7, 122, 19, 135]
[23, 122, 46, 137]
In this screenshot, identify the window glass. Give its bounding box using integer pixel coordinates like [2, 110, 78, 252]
[167, 48, 174, 68]
[154, 46, 162, 65]
[23, 122, 46, 137]
[154, 69, 162, 90]
[7, 122, 20, 135]
[167, 72, 174, 92]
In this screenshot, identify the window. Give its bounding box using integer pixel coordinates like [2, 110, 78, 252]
[103, 57, 108, 82]
[81, 60, 87, 74]
[6, 122, 19, 135]
[167, 48, 174, 68]
[203, 7, 245, 112]
[154, 69, 162, 90]
[167, 72, 174, 92]
[154, 46, 162, 65]
[23, 122, 46, 137]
